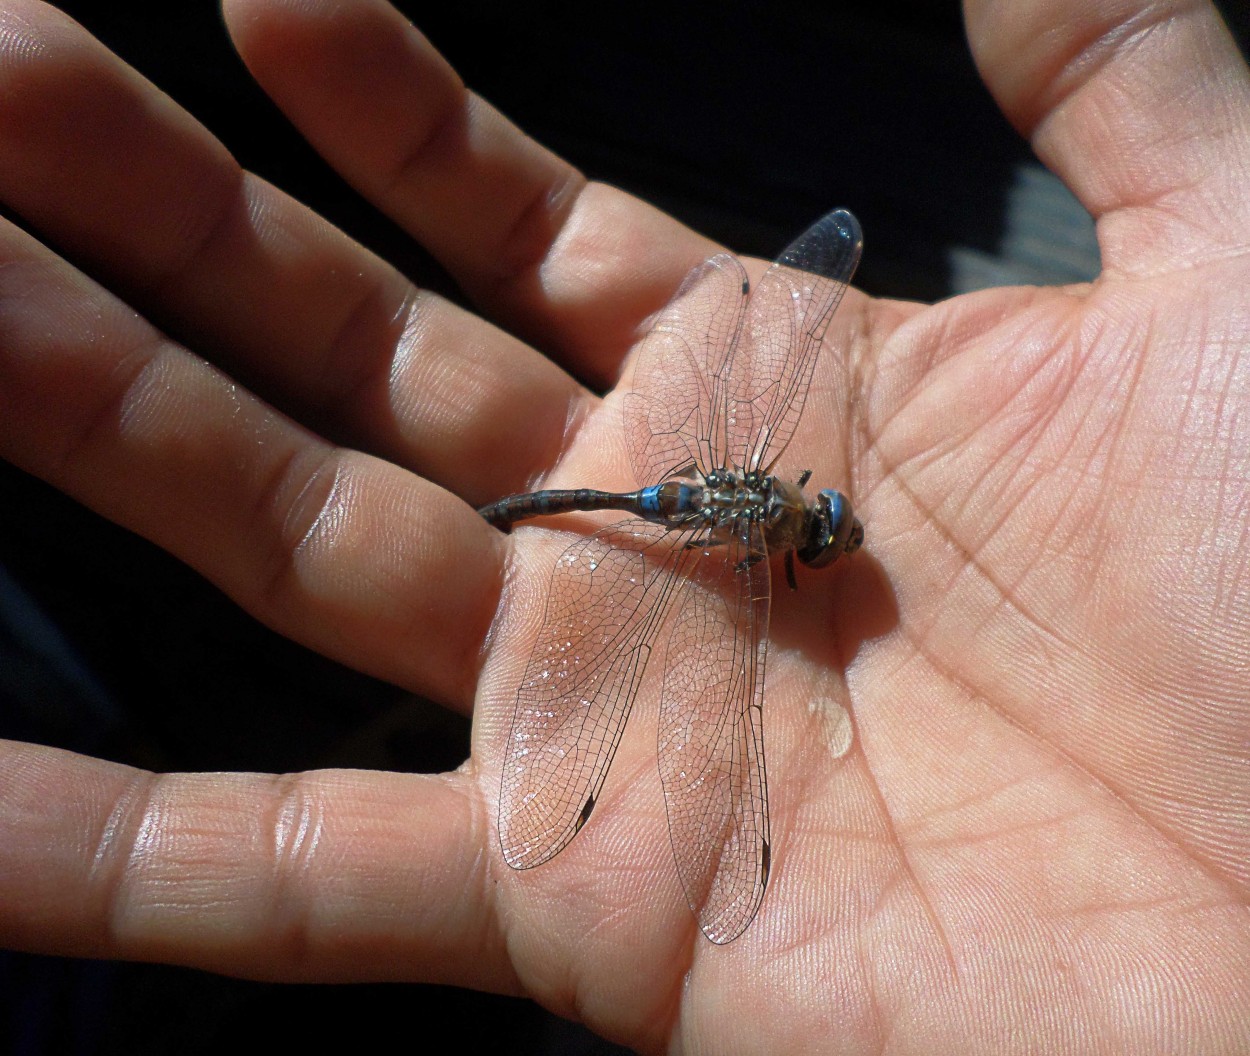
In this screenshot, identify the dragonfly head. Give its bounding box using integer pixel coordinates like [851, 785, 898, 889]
[797, 489, 862, 568]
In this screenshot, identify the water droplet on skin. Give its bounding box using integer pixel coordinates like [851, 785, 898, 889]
[808, 695, 854, 758]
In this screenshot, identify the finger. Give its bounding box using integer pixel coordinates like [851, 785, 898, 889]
[0, 740, 514, 987]
[0, 0, 582, 501]
[223, 0, 719, 384]
[0, 216, 495, 706]
[964, 0, 1250, 274]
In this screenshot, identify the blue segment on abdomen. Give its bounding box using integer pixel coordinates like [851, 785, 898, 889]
[638, 482, 700, 525]
[639, 485, 665, 515]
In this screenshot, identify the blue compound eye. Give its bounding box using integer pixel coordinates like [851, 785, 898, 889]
[797, 490, 862, 568]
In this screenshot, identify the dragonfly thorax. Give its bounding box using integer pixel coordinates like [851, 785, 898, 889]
[641, 469, 775, 531]
[640, 470, 862, 571]
[700, 469, 770, 518]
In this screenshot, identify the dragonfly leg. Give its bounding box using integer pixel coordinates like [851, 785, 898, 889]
[734, 552, 768, 575]
[684, 537, 726, 552]
[785, 550, 798, 591]
[797, 469, 812, 488]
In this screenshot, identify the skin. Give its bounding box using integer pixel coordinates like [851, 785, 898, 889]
[0, 0, 1248, 1051]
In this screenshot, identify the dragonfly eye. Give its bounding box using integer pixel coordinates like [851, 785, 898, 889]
[797, 489, 862, 568]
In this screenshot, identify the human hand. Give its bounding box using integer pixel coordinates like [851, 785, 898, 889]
[0, 0, 1247, 1052]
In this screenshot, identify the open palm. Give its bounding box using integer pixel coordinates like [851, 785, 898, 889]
[0, 0, 1246, 1053]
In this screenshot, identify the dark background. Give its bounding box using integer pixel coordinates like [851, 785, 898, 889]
[1, 2, 1244, 1053]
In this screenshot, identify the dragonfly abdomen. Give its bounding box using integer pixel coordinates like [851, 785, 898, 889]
[479, 488, 650, 532]
[480, 479, 709, 533]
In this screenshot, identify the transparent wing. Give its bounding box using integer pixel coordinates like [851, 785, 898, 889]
[727, 208, 862, 475]
[623, 254, 748, 486]
[657, 520, 771, 944]
[498, 521, 695, 868]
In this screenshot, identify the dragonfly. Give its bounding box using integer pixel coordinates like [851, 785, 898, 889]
[478, 209, 864, 944]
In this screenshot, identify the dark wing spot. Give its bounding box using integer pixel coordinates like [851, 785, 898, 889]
[574, 794, 596, 833]
[760, 839, 772, 886]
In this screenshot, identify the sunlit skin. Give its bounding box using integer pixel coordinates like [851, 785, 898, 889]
[0, 0, 1248, 1052]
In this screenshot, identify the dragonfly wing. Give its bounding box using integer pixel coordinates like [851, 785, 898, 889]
[623, 253, 748, 485]
[657, 520, 771, 944]
[728, 208, 862, 475]
[499, 520, 693, 868]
